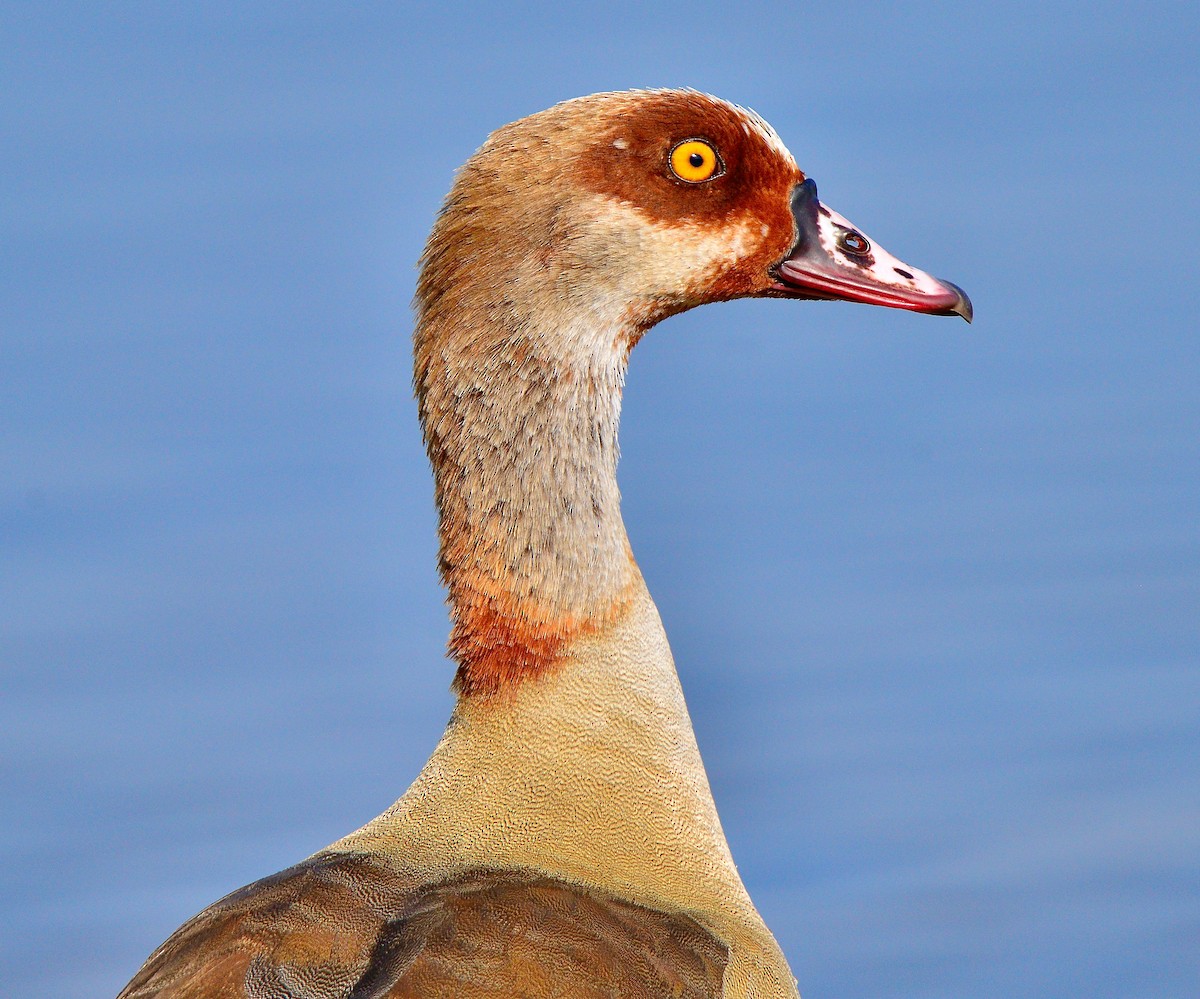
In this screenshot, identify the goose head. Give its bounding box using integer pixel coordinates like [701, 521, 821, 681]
[414, 90, 970, 696]
[417, 88, 969, 361]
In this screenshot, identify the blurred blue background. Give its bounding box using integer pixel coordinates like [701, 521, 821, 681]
[3, 4, 1198, 997]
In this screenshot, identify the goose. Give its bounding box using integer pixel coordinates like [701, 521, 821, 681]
[118, 88, 970, 999]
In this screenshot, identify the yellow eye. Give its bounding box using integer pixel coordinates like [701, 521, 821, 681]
[669, 139, 722, 183]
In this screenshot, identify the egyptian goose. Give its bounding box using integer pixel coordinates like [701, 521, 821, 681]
[118, 89, 970, 999]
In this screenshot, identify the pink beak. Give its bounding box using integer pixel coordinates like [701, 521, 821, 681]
[773, 179, 972, 322]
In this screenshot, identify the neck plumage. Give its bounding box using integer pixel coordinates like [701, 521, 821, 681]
[385, 277, 801, 999]
[415, 303, 640, 697]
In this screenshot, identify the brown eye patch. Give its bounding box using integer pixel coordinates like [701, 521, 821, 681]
[576, 92, 801, 230]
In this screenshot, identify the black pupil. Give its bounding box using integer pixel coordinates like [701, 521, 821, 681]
[688, 152, 705, 168]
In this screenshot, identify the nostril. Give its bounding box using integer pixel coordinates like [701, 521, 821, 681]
[837, 230, 870, 255]
[894, 267, 914, 279]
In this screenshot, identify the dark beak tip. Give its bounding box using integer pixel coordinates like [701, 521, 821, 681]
[941, 280, 973, 324]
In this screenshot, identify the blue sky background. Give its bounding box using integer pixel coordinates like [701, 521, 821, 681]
[3, 4, 1198, 997]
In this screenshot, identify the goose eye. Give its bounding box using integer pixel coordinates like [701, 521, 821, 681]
[838, 230, 871, 256]
[669, 139, 723, 183]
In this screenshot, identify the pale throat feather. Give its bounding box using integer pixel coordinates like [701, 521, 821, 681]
[416, 297, 640, 694]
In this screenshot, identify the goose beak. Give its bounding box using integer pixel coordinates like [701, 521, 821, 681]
[772, 179, 972, 322]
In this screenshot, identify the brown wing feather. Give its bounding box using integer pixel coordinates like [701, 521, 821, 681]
[118, 853, 728, 999]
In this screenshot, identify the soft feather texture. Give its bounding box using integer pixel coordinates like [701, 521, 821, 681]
[119, 854, 728, 999]
[414, 90, 800, 696]
[120, 89, 814, 998]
